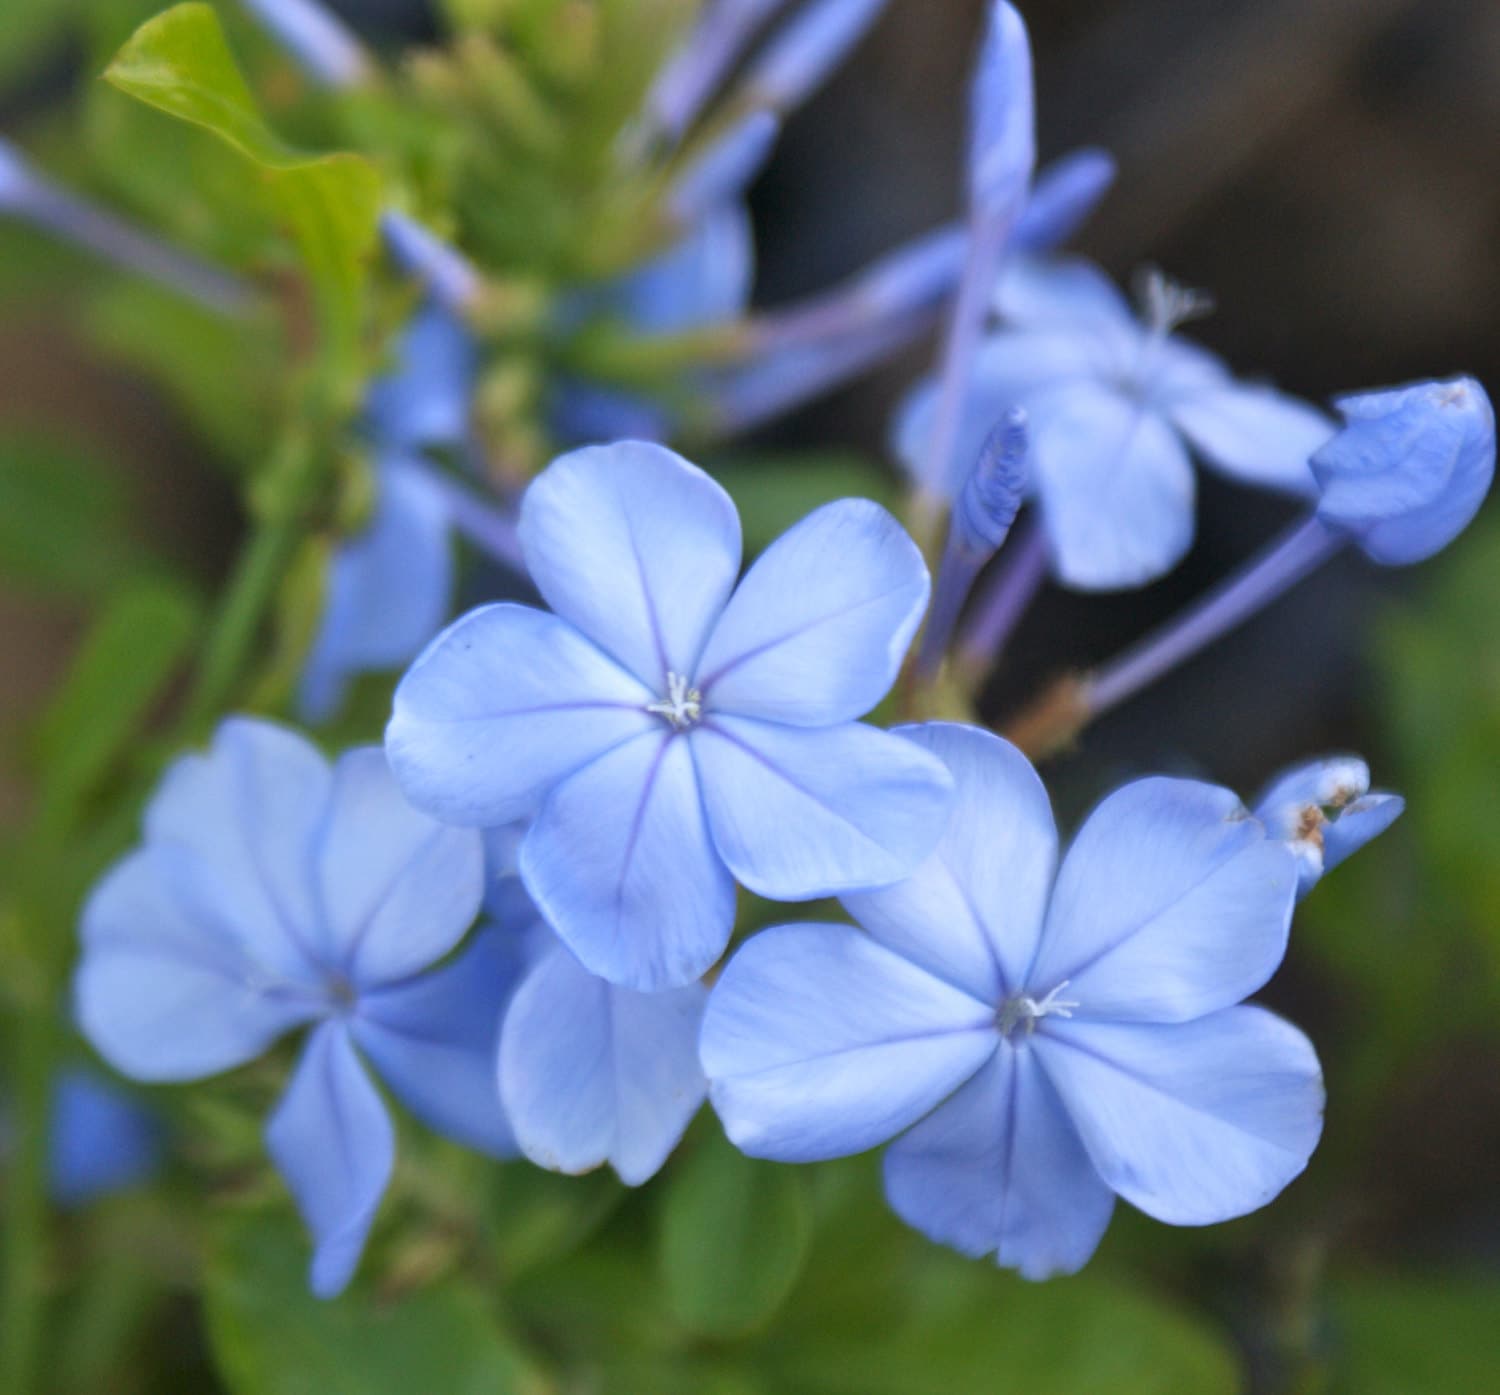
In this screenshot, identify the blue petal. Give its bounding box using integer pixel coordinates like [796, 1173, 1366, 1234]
[1167, 379, 1332, 497]
[669, 113, 780, 225]
[1323, 794, 1404, 875]
[499, 943, 707, 1184]
[387, 603, 657, 827]
[267, 1022, 395, 1298]
[365, 302, 476, 450]
[693, 717, 954, 900]
[75, 849, 322, 1081]
[1011, 148, 1116, 254]
[1032, 778, 1297, 1024]
[842, 724, 1054, 1004]
[967, 3, 1035, 220]
[1035, 1008, 1324, 1225]
[316, 748, 483, 987]
[882, 1044, 1114, 1278]
[518, 443, 743, 686]
[892, 330, 1108, 496]
[746, 0, 890, 112]
[702, 923, 997, 1162]
[993, 255, 1136, 334]
[1031, 383, 1196, 590]
[352, 929, 527, 1157]
[521, 732, 735, 991]
[696, 500, 930, 725]
[48, 1072, 162, 1206]
[143, 718, 332, 978]
[299, 456, 454, 723]
[606, 206, 755, 335]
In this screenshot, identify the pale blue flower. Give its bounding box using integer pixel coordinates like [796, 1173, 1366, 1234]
[895, 259, 1337, 589]
[489, 869, 707, 1186]
[387, 441, 954, 991]
[74, 720, 523, 1297]
[1311, 377, 1495, 565]
[1254, 756, 1404, 899]
[702, 723, 1322, 1279]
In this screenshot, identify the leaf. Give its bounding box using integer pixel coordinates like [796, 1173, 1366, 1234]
[204, 1209, 547, 1395]
[658, 1126, 811, 1338]
[31, 577, 201, 837]
[104, 3, 381, 372]
[710, 453, 898, 554]
[0, 0, 71, 87]
[1330, 1274, 1500, 1395]
[0, 431, 145, 596]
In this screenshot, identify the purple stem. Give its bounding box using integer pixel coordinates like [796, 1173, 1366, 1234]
[1085, 515, 1346, 719]
[955, 520, 1047, 674]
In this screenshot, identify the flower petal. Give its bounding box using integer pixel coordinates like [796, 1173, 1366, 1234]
[1167, 380, 1332, 497]
[298, 456, 454, 723]
[499, 943, 707, 1185]
[520, 732, 735, 991]
[144, 717, 331, 979]
[1324, 793, 1404, 874]
[693, 716, 954, 900]
[518, 442, 742, 685]
[1032, 778, 1297, 1024]
[266, 1022, 395, 1299]
[702, 923, 997, 1163]
[364, 302, 475, 449]
[882, 1044, 1114, 1278]
[696, 499, 930, 725]
[842, 723, 1055, 1003]
[1035, 1008, 1324, 1225]
[891, 330, 1107, 495]
[993, 255, 1136, 335]
[75, 849, 320, 1082]
[352, 929, 528, 1157]
[1029, 383, 1196, 590]
[386, 603, 657, 827]
[49, 1072, 162, 1206]
[316, 747, 483, 987]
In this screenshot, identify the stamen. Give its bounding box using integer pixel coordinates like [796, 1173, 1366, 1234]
[998, 980, 1079, 1038]
[646, 672, 703, 730]
[1135, 266, 1215, 336]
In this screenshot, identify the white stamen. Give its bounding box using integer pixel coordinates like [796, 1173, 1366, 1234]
[998, 980, 1079, 1038]
[1135, 266, 1215, 337]
[646, 671, 703, 730]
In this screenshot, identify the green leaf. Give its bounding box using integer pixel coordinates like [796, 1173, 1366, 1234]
[658, 1126, 811, 1338]
[31, 577, 200, 837]
[0, 431, 146, 596]
[204, 1210, 547, 1395]
[1330, 1274, 1500, 1395]
[0, 0, 71, 87]
[711, 453, 898, 554]
[104, 3, 381, 372]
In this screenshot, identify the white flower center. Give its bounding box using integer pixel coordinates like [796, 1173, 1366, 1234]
[998, 980, 1079, 1039]
[646, 671, 702, 730]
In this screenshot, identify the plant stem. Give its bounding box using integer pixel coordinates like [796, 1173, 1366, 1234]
[954, 519, 1047, 688]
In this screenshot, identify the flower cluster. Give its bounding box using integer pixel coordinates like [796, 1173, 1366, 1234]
[53, 0, 1497, 1309]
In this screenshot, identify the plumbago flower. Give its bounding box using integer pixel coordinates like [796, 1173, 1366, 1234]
[702, 723, 1323, 1278]
[483, 844, 709, 1185]
[74, 719, 528, 1296]
[1255, 756, 1404, 899]
[896, 259, 1337, 589]
[387, 442, 954, 990]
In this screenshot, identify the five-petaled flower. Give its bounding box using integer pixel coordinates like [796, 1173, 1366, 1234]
[386, 441, 954, 991]
[74, 719, 528, 1297]
[701, 723, 1324, 1278]
[895, 258, 1336, 589]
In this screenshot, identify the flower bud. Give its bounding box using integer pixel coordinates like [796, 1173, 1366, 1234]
[1312, 376, 1495, 565]
[953, 408, 1029, 559]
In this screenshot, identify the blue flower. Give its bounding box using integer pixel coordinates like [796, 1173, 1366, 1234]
[387, 441, 954, 991]
[1311, 377, 1495, 566]
[895, 259, 1336, 589]
[3, 1071, 163, 1207]
[701, 723, 1322, 1279]
[1254, 756, 1404, 899]
[486, 861, 707, 1185]
[74, 719, 525, 1296]
[299, 302, 478, 721]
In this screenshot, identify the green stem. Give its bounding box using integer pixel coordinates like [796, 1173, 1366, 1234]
[1, 1001, 56, 1395]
